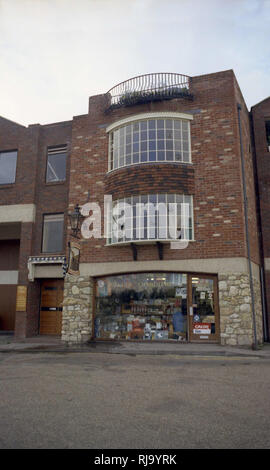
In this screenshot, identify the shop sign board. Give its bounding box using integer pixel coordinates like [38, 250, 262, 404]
[193, 323, 211, 334]
[16, 286, 27, 311]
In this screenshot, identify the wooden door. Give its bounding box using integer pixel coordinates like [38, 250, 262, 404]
[40, 280, 64, 335]
[0, 285, 17, 331]
[188, 274, 220, 342]
[0, 240, 20, 331]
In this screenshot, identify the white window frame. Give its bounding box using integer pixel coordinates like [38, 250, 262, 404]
[106, 194, 194, 246]
[0, 150, 18, 185]
[42, 213, 64, 253]
[106, 112, 193, 172]
[46, 145, 67, 183]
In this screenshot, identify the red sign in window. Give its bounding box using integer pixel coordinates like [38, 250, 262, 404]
[193, 323, 211, 334]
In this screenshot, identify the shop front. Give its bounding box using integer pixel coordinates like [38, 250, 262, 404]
[94, 272, 220, 342]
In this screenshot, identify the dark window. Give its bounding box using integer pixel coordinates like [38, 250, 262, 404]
[265, 121, 270, 150]
[46, 146, 67, 183]
[42, 214, 64, 253]
[0, 150, 17, 184]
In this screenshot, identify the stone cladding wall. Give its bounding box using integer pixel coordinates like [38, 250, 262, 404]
[219, 272, 263, 346]
[62, 274, 93, 343]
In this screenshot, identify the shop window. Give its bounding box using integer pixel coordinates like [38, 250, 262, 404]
[42, 213, 64, 253]
[46, 145, 67, 183]
[108, 117, 191, 170]
[107, 194, 193, 245]
[95, 273, 187, 341]
[265, 120, 270, 151]
[0, 150, 17, 185]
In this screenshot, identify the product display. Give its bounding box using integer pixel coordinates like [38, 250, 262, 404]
[95, 272, 187, 341]
[191, 277, 216, 335]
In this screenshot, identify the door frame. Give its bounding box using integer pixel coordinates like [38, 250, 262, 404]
[187, 273, 220, 343]
[39, 279, 64, 335]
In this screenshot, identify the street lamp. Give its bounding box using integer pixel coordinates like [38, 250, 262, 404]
[68, 204, 83, 238]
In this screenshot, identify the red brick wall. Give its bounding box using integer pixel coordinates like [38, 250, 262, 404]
[0, 118, 39, 205]
[68, 70, 260, 265]
[31, 121, 72, 256]
[0, 117, 72, 336]
[251, 98, 270, 258]
[233, 76, 260, 265]
[0, 119, 72, 258]
[0, 70, 264, 337]
[251, 97, 270, 337]
[105, 163, 195, 199]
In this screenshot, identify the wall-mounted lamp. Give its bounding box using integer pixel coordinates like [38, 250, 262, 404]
[68, 204, 84, 238]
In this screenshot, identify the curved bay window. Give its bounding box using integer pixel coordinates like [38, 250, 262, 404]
[108, 115, 192, 171]
[95, 272, 188, 341]
[107, 194, 193, 245]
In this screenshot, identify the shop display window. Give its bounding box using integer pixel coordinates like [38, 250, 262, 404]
[95, 272, 187, 341]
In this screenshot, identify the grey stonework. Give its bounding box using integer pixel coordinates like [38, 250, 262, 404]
[61, 271, 264, 347]
[218, 273, 263, 346]
[61, 274, 94, 343]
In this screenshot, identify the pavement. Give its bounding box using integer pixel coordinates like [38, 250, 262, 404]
[1, 332, 270, 358]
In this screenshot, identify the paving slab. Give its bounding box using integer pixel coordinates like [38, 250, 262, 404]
[0, 333, 270, 358]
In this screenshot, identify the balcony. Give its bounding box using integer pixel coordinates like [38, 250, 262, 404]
[106, 73, 193, 110]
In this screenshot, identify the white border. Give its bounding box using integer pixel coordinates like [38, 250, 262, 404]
[79, 258, 261, 278]
[0, 204, 36, 223]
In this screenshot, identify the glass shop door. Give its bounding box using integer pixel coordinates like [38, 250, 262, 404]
[188, 275, 220, 342]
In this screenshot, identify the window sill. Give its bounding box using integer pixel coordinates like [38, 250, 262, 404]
[45, 181, 66, 186]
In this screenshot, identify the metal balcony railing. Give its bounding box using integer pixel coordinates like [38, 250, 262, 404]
[106, 73, 192, 109]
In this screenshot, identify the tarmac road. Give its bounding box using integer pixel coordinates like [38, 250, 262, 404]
[0, 351, 270, 449]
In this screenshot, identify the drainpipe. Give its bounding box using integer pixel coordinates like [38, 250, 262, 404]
[237, 104, 258, 349]
[260, 266, 269, 341]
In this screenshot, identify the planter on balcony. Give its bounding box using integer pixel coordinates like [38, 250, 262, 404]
[106, 73, 193, 110]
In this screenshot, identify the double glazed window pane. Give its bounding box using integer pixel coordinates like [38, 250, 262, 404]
[46, 147, 67, 183]
[109, 119, 191, 170]
[0, 151, 17, 184]
[42, 214, 64, 253]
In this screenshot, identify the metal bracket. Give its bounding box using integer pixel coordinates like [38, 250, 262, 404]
[156, 241, 163, 260]
[131, 243, 137, 261]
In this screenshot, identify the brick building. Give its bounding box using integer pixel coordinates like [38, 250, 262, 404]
[0, 69, 268, 346]
[250, 97, 270, 342]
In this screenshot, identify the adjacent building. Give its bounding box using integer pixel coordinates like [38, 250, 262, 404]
[0, 69, 269, 346]
[251, 97, 270, 342]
